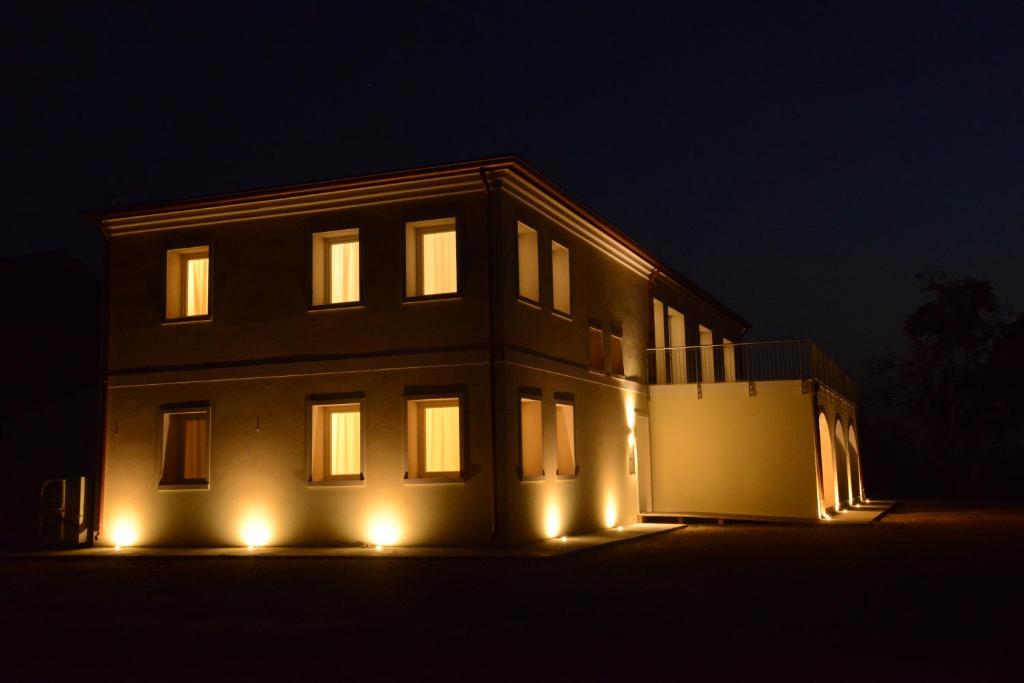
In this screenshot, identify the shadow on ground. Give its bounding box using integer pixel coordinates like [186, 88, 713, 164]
[2, 500, 1021, 681]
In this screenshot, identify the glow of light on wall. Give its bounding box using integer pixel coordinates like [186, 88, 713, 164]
[543, 502, 561, 539]
[111, 518, 139, 549]
[240, 516, 272, 549]
[625, 398, 636, 431]
[603, 496, 618, 529]
[367, 514, 401, 547]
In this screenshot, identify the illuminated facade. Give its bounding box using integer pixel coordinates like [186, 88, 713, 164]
[94, 156, 863, 548]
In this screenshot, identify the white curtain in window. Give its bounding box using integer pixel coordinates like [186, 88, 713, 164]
[330, 409, 361, 476]
[329, 240, 359, 303]
[555, 403, 575, 475]
[421, 230, 457, 295]
[186, 257, 209, 316]
[423, 404, 460, 472]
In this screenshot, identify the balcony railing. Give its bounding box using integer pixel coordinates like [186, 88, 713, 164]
[646, 339, 856, 399]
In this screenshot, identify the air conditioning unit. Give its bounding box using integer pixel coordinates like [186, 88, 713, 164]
[38, 477, 90, 547]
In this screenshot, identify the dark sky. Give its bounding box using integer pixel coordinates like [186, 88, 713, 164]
[5, 2, 1022, 377]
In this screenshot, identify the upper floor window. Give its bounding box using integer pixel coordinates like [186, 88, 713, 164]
[588, 325, 605, 372]
[310, 401, 363, 483]
[166, 246, 209, 319]
[699, 324, 715, 382]
[555, 399, 576, 477]
[160, 406, 210, 488]
[516, 222, 539, 302]
[406, 396, 462, 479]
[406, 218, 458, 297]
[723, 338, 737, 382]
[312, 229, 359, 306]
[609, 333, 625, 376]
[551, 240, 571, 315]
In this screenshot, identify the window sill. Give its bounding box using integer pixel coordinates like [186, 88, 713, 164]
[162, 315, 211, 325]
[519, 474, 545, 483]
[552, 310, 572, 322]
[158, 482, 209, 490]
[404, 475, 465, 484]
[556, 473, 578, 481]
[308, 478, 365, 487]
[309, 302, 363, 312]
[402, 293, 461, 304]
[517, 296, 542, 310]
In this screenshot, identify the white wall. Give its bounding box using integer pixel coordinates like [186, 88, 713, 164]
[648, 380, 820, 520]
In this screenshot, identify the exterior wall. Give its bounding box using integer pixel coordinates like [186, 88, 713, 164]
[647, 380, 821, 520]
[102, 361, 493, 547]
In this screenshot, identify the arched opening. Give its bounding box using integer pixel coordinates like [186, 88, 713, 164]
[817, 413, 837, 514]
[848, 424, 863, 501]
[834, 419, 850, 507]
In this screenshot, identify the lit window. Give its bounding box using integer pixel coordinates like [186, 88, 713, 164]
[517, 222, 539, 302]
[551, 240, 570, 314]
[723, 338, 737, 382]
[310, 403, 362, 482]
[555, 401, 575, 476]
[312, 229, 359, 306]
[160, 408, 210, 487]
[406, 218, 458, 297]
[699, 324, 715, 383]
[609, 334, 624, 376]
[588, 326, 604, 372]
[519, 396, 543, 478]
[407, 397, 461, 478]
[166, 246, 209, 319]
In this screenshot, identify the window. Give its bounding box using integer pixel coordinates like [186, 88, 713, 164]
[312, 229, 359, 306]
[609, 334, 624, 376]
[406, 218, 458, 297]
[166, 246, 210, 319]
[160, 408, 210, 487]
[310, 402, 363, 482]
[699, 324, 715, 382]
[519, 396, 543, 479]
[555, 400, 575, 477]
[517, 222, 539, 302]
[588, 326, 605, 372]
[723, 338, 737, 382]
[667, 307, 686, 383]
[551, 240, 570, 314]
[407, 397, 462, 479]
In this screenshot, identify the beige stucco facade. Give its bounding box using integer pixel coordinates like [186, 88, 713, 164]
[96, 157, 863, 548]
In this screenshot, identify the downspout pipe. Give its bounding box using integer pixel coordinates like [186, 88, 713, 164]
[480, 167, 501, 541]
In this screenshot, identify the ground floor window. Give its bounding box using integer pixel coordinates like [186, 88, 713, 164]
[555, 399, 576, 477]
[310, 401, 363, 483]
[160, 406, 210, 487]
[407, 396, 462, 479]
[519, 395, 543, 479]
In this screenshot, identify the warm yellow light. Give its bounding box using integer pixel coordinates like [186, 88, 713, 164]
[111, 519, 139, 548]
[367, 515, 401, 547]
[374, 544, 383, 552]
[240, 517, 271, 548]
[560, 536, 568, 543]
[616, 525, 624, 532]
[603, 496, 618, 529]
[625, 398, 636, 431]
[543, 503, 561, 539]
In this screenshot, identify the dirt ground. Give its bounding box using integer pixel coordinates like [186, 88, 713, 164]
[2, 500, 1021, 681]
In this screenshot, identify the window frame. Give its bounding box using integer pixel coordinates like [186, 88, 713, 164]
[554, 394, 578, 479]
[164, 245, 212, 323]
[515, 221, 540, 305]
[517, 388, 545, 481]
[307, 394, 366, 487]
[550, 239, 572, 318]
[404, 217, 460, 301]
[588, 324, 605, 374]
[310, 228, 362, 310]
[404, 391, 466, 483]
[157, 403, 212, 490]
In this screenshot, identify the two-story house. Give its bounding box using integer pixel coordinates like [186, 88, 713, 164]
[93, 156, 866, 548]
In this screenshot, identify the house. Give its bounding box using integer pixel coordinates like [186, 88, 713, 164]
[93, 156, 865, 548]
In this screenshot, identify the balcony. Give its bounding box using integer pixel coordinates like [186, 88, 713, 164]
[645, 339, 856, 401]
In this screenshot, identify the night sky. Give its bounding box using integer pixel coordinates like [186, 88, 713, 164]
[5, 2, 1022, 377]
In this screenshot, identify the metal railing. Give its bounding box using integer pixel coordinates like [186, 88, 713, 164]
[645, 339, 856, 399]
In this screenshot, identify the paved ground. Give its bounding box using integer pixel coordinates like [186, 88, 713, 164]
[2, 501, 1021, 681]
